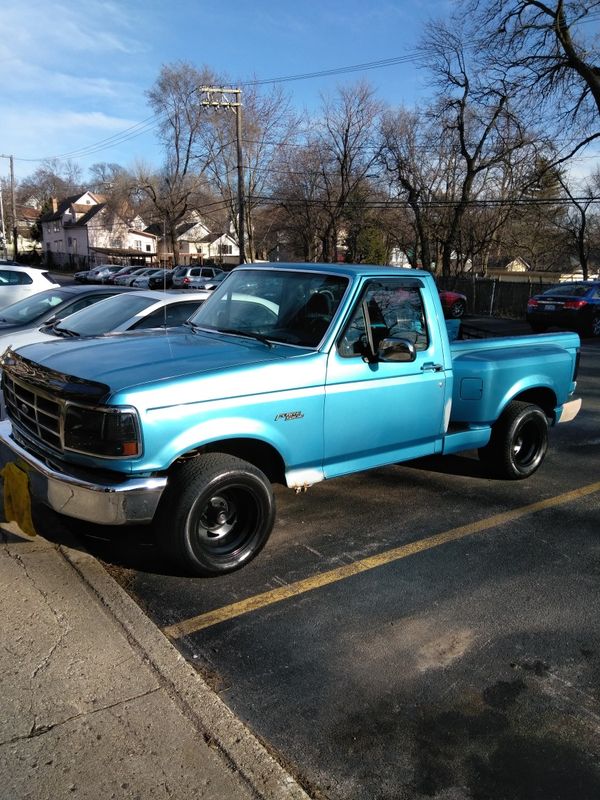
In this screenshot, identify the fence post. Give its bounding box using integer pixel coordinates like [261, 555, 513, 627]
[489, 278, 497, 316]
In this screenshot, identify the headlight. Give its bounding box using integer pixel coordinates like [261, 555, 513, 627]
[64, 405, 141, 458]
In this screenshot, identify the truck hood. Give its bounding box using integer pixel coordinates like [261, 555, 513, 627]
[12, 328, 297, 393]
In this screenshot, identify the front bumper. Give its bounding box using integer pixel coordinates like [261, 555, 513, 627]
[0, 420, 167, 526]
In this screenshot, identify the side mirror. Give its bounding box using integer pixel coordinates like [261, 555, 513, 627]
[377, 337, 416, 363]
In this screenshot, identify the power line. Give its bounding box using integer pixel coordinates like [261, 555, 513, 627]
[12, 54, 420, 164]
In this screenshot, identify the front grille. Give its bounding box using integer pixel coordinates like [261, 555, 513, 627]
[3, 372, 63, 452]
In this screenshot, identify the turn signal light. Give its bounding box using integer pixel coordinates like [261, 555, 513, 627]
[563, 300, 588, 309]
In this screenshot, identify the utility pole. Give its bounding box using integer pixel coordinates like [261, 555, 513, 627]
[0, 183, 7, 259]
[0, 154, 18, 261]
[198, 87, 245, 263]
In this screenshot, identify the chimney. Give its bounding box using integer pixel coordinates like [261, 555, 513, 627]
[51, 197, 58, 214]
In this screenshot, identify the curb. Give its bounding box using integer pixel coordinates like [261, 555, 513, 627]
[59, 543, 310, 800]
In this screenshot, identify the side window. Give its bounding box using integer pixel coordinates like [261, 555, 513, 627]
[66, 296, 111, 315]
[338, 280, 428, 358]
[0, 270, 32, 286]
[132, 302, 200, 329]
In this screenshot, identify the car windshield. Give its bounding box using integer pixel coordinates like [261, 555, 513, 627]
[544, 284, 589, 297]
[189, 269, 349, 347]
[0, 289, 71, 323]
[53, 294, 156, 336]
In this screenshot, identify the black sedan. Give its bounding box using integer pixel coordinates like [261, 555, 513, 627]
[527, 281, 600, 337]
[0, 284, 134, 334]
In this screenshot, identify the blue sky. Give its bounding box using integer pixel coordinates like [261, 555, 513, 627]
[0, 0, 448, 181]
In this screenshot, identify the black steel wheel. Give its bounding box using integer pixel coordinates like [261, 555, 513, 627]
[478, 401, 549, 480]
[155, 453, 275, 576]
[449, 300, 466, 318]
[588, 313, 600, 338]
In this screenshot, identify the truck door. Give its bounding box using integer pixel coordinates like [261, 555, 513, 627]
[323, 277, 448, 478]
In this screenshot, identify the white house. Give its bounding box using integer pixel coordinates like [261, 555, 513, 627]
[40, 192, 157, 268]
[145, 211, 240, 266]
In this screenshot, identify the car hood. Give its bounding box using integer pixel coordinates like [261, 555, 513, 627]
[13, 327, 303, 394]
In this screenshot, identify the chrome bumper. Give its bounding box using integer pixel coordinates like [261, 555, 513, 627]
[0, 420, 167, 526]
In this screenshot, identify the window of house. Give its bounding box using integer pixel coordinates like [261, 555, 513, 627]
[146, 244, 151, 252]
[134, 240, 142, 250]
[219, 244, 232, 255]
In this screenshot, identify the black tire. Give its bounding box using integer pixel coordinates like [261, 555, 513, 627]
[478, 401, 549, 480]
[449, 300, 466, 318]
[587, 313, 600, 338]
[155, 453, 275, 576]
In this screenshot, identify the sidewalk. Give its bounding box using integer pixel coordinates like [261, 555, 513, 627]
[0, 525, 309, 800]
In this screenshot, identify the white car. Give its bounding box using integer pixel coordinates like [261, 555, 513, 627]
[0, 290, 211, 419]
[0, 265, 59, 311]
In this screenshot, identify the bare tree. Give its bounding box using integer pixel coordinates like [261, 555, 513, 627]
[470, 0, 600, 158]
[17, 159, 83, 208]
[314, 82, 383, 262]
[142, 62, 217, 264]
[420, 21, 538, 276]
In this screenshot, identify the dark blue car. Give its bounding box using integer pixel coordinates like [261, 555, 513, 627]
[527, 281, 600, 338]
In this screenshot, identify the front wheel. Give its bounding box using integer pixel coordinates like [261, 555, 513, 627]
[478, 401, 549, 480]
[155, 453, 275, 576]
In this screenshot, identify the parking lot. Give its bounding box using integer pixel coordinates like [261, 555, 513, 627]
[46, 335, 597, 800]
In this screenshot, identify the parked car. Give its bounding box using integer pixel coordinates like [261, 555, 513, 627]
[114, 267, 152, 286]
[0, 263, 581, 576]
[74, 269, 91, 283]
[86, 265, 124, 284]
[104, 266, 140, 285]
[0, 265, 59, 311]
[187, 271, 227, 291]
[147, 269, 174, 290]
[0, 290, 210, 420]
[438, 289, 467, 318]
[527, 281, 600, 337]
[132, 268, 168, 289]
[0, 285, 133, 336]
[172, 265, 226, 289]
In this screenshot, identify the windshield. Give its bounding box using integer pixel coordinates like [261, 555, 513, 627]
[189, 268, 349, 347]
[0, 289, 71, 324]
[54, 294, 156, 336]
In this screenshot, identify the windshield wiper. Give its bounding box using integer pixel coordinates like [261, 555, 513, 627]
[52, 325, 80, 338]
[217, 328, 273, 347]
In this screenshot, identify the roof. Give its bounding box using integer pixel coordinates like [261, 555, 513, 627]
[89, 246, 157, 257]
[234, 262, 432, 280]
[64, 204, 106, 227]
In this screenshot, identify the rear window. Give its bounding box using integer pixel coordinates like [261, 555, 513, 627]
[54, 294, 156, 336]
[543, 284, 589, 297]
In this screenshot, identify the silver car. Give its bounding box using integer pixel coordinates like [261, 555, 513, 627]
[171, 265, 226, 289]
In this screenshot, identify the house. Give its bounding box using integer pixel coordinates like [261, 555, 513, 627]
[145, 212, 240, 266]
[39, 192, 157, 269]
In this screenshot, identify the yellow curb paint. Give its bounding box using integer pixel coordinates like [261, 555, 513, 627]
[163, 481, 600, 640]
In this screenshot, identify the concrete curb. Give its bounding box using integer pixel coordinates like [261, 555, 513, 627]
[59, 544, 310, 800]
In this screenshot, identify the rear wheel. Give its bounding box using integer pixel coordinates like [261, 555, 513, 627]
[155, 453, 275, 576]
[587, 313, 600, 338]
[449, 300, 466, 318]
[478, 401, 549, 480]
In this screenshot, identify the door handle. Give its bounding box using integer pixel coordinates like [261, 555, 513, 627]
[421, 362, 444, 372]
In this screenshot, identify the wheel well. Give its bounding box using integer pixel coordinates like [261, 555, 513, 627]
[174, 438, 286, 484]
[511, 388, 557, 419]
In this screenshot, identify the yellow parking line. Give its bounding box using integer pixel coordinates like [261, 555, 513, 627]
[162, 481, 600, 640]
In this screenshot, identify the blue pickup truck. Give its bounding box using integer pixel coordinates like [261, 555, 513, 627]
[0, 264, 582, 575]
